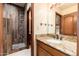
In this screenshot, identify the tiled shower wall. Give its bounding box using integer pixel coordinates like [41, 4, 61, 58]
[3, 4, 26, 44]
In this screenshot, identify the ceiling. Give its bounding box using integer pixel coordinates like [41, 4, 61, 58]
[13, 3, 26, 7]
[57, 3, 77, 10]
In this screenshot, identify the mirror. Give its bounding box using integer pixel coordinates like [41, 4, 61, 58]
[55, 12, 61, 35]
[55, 3, 77, 36]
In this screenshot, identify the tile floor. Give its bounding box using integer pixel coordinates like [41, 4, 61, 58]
[7, 48, 31, 56]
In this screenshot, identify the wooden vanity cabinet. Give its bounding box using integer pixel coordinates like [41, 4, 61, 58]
[37, 46, 51, 56]
[37, 40, 69, 56]
[61, 12, 77, 35]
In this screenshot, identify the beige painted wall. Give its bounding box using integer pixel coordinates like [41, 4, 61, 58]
[34, 3, 47, 35]
[34, 3, 48, 56]
[47, 7, 55, 34]
[34, 3, 56, 55]
[34, 3, 55, 35]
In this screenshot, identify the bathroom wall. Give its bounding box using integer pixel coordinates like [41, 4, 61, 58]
[18, 9, 25, 44]
[34, 4, 56, 55]
[24, 4, 27, 46]
[3, 4, 19, 54]
[3, 4, 19, 44]
[47, 5, 55, 34]
[34, 3, 47, 34]
[34, 3, 55, 35]
[34, 4, 48, 56]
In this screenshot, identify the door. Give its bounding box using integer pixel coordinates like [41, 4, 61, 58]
[64, 15, 74, 35]
[27, 8, 32, 48]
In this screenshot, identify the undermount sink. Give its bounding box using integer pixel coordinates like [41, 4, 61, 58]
[62, 40, 77, 53]
[46, 38, 77, 55]
[47, 39, 62, 44]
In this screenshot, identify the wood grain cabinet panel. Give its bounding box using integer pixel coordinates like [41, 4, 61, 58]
[37, 46, 51, 56]
[37, 40, 69, 56]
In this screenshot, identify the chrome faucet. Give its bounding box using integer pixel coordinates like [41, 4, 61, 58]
[60, 36, 63, 40]
[55, 34, 63, 40]
[55, 34, 59, 39]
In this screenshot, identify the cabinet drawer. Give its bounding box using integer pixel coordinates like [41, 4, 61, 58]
[37, 40, 69, 56]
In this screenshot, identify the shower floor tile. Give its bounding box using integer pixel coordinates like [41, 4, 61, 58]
[7, 48, 31, 56]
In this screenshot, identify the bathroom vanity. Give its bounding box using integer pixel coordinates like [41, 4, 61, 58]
[36, 36, 77, 56]
[37, 40, 69, 56]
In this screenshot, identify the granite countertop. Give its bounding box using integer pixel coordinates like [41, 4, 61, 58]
[36, 35, 77, 56]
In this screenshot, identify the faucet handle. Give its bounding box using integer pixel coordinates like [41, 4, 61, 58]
[60, 36, 63, 40]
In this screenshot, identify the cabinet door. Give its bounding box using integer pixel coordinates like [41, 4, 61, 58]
[37, 46, 51, 56]
[64, 15, 74, 35]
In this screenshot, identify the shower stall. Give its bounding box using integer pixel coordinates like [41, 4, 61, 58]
[3, 4, 27, 55]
